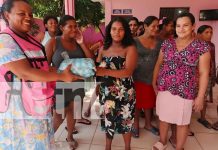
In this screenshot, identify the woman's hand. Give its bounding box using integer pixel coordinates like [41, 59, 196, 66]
[152, 82, 158, 95]
[49, 66, 57, 72]
[193, 97, 204, 112]
[60, 64, 83, 82]
[75, 29, 84, 44]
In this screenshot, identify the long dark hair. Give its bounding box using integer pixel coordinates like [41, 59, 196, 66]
[104, 17, 135, 50]
[128, 17, 139, 25]
[159, 18, 173, 31]
[43, 15, 58, 31]
[175, 12, 195, 25]
[197, 25, 213, 34]
[144, 16, 159, 27]
[0, 0, 29, 25]
[56, 15, 76, 36]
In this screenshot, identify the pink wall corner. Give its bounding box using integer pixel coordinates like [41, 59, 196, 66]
[105, 0, 112, 26]
[105, 0, 218, 64]
[33, 18, 45, 33]
[82, 23, 105, 48]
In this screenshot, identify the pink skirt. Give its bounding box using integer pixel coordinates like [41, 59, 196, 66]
[156, 91, 193, 125]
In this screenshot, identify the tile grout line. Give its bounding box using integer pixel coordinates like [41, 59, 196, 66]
[193, 135, 204, 150]
[89, 120, 100, 150]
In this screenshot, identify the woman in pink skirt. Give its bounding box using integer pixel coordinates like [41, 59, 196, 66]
[152, 12, 211, 150]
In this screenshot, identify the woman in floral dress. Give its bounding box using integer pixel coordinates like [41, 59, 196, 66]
[96, 17, 138, 150]
[0, 0, 78, 149]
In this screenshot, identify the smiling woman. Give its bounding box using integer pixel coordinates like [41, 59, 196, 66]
[45, 15, 94, 149]
[0, 0, 79, 149]
[152, 12, 211, 150]
[96, 17, 137, 150]
[3, 0, 33, 36]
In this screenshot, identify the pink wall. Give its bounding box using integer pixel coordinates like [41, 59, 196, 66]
[65, 0, 75, 16]
[82, 23, 105, 48]
[33, 18, 45, 32]
[105, 0, 218, 64]
[33, 18, 105, 48]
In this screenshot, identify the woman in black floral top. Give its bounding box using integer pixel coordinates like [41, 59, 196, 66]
[96, 17, 138, 150]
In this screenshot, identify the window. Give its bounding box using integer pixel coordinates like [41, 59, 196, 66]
[159, 7, 190, 20]
[111, 15, 133, 22]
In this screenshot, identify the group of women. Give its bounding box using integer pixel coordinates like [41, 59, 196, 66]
[0, 0, 216, 150]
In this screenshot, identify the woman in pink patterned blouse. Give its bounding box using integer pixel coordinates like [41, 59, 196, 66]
[152, 12, 211, 150]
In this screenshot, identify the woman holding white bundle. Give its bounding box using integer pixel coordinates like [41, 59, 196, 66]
[46, 15, 93, 149]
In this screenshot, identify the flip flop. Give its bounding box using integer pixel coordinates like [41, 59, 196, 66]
[66, 138, 78, 149]
[145, 126, 160, 136]
[131, 127, 139, 138]
[197, 118, 212, 129]
[188, 131, 194, 136]
[77, 118, 91, 125]
[169, 137, 176, 148]
[152, 141, 167, 150]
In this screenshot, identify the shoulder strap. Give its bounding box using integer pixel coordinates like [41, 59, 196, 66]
[0, 32, 34, 67]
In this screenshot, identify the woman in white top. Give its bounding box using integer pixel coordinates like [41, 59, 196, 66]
[36, 15, 58, 46]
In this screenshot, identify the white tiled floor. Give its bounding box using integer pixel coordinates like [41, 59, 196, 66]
[54, 85, 218, 150]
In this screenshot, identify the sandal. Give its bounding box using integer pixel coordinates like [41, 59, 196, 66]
[131, 127, 139, 138]
[66, 138, 78, 149]
[197, 118, 212, 129]
[144, 126, 160, 136]
[77, 118, 91, 125]
[152, 141, 167, 150]
[188, 131, 195, 136]
[169, 137, 176, 148]
[65, 127, 78, 134]
[212, 121, 218, 131]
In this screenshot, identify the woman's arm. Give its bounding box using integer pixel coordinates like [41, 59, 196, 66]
[96, 47, 103, 63]
[152, 49, 164, 94]
[89, 41, 103, 55]
[96, 45, 138, 78]
[79, 43, 94, 58]
[45, 37, 56, 65]
[3, 59, 77, 82]
[4, 37, 79, 82]
[211, 46, 216, 85]
[193, 51, 211, 112]
[75, 30, 94, 58]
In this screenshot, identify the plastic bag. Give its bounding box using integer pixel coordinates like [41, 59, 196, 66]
[58, 58, 96, 78]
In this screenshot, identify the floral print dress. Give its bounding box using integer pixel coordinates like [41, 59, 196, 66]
[0, 34, 54, 150]
[98, 56, 136, 139]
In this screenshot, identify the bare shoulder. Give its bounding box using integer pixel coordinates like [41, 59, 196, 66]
[47, 37, 56, 45]
[45, 37, 57, 53]
[98, 47, 105, 55]
[126, 45, 137, 53]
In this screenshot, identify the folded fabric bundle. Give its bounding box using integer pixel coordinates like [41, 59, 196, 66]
[58, 58, 96, 78]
